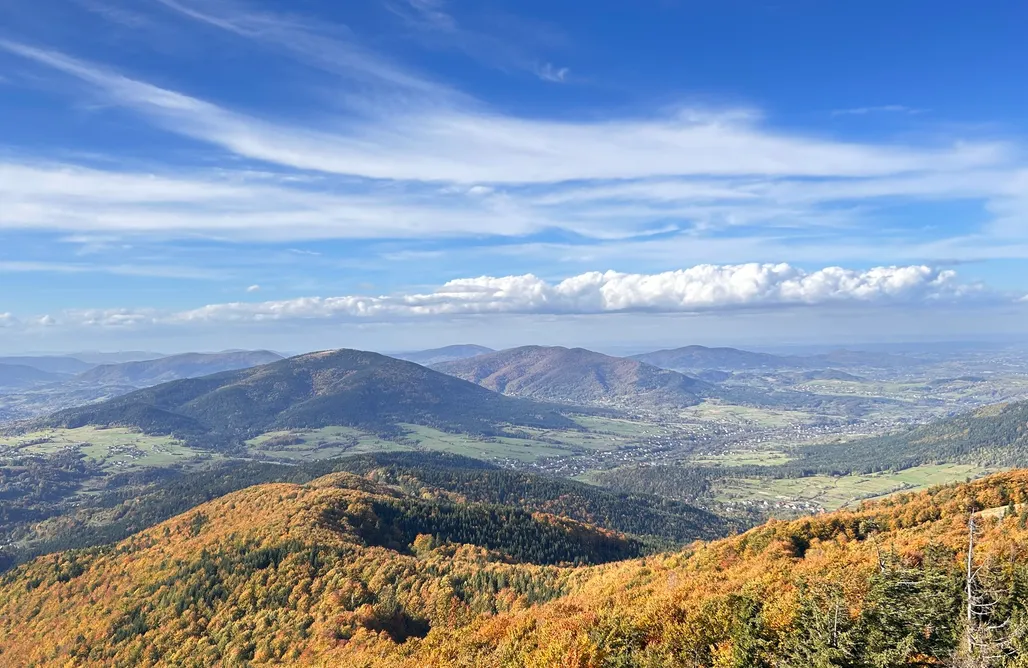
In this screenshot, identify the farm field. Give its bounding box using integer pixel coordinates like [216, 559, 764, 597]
[679, 401, 814, 427]
[0, 427, 202, 471]
[248, 421, 635, 464]
[712, 463, 998, 511]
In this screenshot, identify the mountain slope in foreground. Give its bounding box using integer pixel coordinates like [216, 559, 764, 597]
[5, 470, 1028, 665]
[32, 349, 576, 443]
[434, 345, 713, 408]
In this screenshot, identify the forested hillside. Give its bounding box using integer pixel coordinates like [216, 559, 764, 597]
[5, 470, 1028, 665]
[433, 345, 714, 408]
[3, 453, 728, 567]
[30, 349, 577, 445]
[795, 400, 1028, 472]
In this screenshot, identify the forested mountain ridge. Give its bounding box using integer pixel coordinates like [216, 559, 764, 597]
[794, 399, 1028, 473]
[433, 345, 714, 408]
[74, 350, 284, 386]
[6, 470, 1028, 665]
[2, 452, 729, 568]
[27, 349, 577, 445]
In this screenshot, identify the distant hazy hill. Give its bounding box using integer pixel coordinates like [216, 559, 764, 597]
[634, 345, 924, 373]
[391, 344, 495, 366]
[35, 349, 575, 443]
[631, 345, 805, 372]
[0, 363, 66, 390]
[65, 351, 166, 365]
[0, 356, 94, 375]
[75, 350, 284, 386]
[434, 345, 713, 408]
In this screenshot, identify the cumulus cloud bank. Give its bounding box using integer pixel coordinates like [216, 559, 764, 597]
[1, 264, 991, 330]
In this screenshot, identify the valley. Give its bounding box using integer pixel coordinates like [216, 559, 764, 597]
[2, 342, 1028, 571]
[2, 342, 1028, 665]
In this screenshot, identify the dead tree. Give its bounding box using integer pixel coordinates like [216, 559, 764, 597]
[955, 510, 1019, 667]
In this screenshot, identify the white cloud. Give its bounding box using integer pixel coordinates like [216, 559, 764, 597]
[0, 159, 540, 240]
[151, 0, 456, 103]
[537, 63, 569, 82]
[2, 264, 994, 330]
[246, 284, 261, 293]
[0, 41, 1006, 185]
[832, 105, 924, 117]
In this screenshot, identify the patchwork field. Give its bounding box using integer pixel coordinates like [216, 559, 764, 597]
[679, 401, 814, 427]
[713, 463, 997, 511]
[248, 420, 634, 464]
[0, 427, 202, 471]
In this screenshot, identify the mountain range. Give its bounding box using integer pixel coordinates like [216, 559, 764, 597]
[433, 345, 715, 408]
[391, 344, 495, 366]
[0, 355, 95, 375]
[74, 350, 283, 386]
[632, 344, 924, 373]
[0, 363, 66, 390]
[32, 349, 577, 443]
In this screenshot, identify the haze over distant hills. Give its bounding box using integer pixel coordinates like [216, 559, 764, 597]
[0, 350, 290, 423]
[64, 351, 166, 365]
[33, 349, 576, 443]
[633, 344, 926, 373]
[391, 344, 495, 366]
[433, 345, 714, 408]
[631, 345, 804, 372]
[0, 364, 66, 391]
[0, 356, 96, 375]
[75, 350, 284, 387]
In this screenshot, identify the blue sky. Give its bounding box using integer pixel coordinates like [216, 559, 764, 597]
[0, 0, 1026, 353]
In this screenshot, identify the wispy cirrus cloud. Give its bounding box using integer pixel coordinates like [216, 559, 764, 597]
[0, 39, 1006, 184]
[384, 0, 569, 79]
[832, 105, 925, 117]
[536, 62, 569, 83]
[0, 264, 1001, 330]
[150, 0, 458, 105]
[1, 8, 1027, 284]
